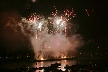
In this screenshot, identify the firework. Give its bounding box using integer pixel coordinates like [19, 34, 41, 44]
[6, 7, 83, 60]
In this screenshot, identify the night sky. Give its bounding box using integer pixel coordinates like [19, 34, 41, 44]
[0, 0, 107, 55]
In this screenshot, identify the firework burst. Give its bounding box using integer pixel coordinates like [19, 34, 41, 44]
[6, 7, 83, 60]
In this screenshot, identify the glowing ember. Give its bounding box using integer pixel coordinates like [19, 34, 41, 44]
[63, 56, 67, 58]
[40, 57, 44, 60]
[61, 56, 67, 59]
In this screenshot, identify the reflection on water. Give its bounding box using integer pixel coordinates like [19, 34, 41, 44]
[32, 60, 76, 71]
[1, 58, 108, 72]
[36, 69, 44, 72]
[57, 60, 67, 71]
[2, 60, 76, 70]
[32, 60, 76, 67]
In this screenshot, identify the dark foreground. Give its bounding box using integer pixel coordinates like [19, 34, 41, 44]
[0, 59, 108, 72]
[0, 62, 108, 72]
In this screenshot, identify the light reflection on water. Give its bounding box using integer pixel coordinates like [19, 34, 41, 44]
[2, 60, 76, 71]
[32, 60, 76, 67]
[32, 60, 76, 72]
[35, 69, 44, 72]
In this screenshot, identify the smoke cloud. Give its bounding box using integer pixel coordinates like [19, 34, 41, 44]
[6, 13, 83, 60]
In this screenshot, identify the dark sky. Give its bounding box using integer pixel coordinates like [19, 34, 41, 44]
[0, 0, 107, 54]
